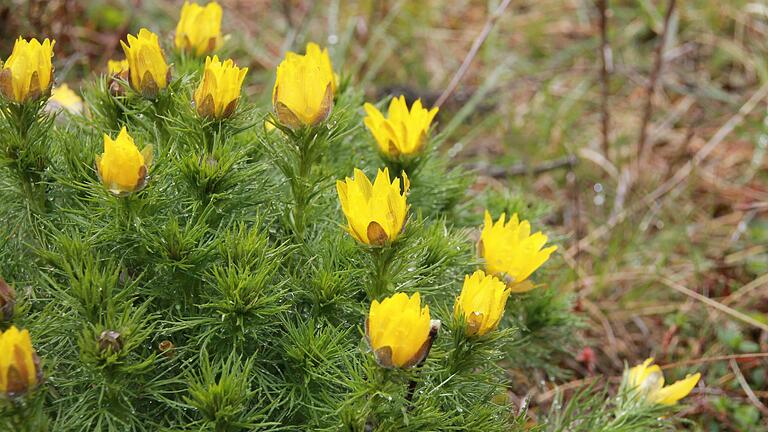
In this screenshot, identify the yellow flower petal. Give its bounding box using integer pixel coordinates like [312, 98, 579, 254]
[97, 127, 151, 195]
[194, 55, 248, 119]
[0, 326, 39, 395]
[363, 95, 438, 158]
[454, 270, 511, 336]
[272, 42, 335, 128]
[368, 292, 431, 368]
[121, 28, 169, 97]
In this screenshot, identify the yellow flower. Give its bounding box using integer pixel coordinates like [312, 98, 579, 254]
[627, 358, 701, 405]
[194, 55, 247, 119]
[454, 270, 511, 336]
[479, 211, 557, 291]
[107, 59, 129, 77]
[363, 96, 438, 158]
[336, 168, 409, 246]
[174, 1, 223, 56]
[0, 326, 41, 396]
[120, 29, 170, 98]
[47, 84, 83, 114]
[272, 43, 335, 129]
[96, 127, 153, 195]
[366, 292, 437, 368]
[0, 37, 55, 103]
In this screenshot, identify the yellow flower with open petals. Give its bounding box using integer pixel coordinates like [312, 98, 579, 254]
[366, 292, 438, 368]
[175, 1, 223, 56]
[479, 211, 556, 291]
[0, 37, 55, 103]
[47, 84, 83, 114]
[454, 270, 511, 336]
[272, 43, 335, 129]
[194, 55, 247, 119]
[0, 326, 41, 396]
[121, 29, 170, 98]
[336, 168, 409, 246]
[626, 358, 701, 405]
[96, 127, 153, 195]
[364, 96, 438, 158]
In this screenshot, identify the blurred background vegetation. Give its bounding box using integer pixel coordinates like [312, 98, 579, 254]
[3, 0, 768, 429]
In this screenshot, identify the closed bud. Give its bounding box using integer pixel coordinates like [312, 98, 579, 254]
[0, 326, 42, 397]
[98, 330, 123, 353]
[336, 168, 409, 246]
[175, 1, 223, 56]
[194, 56, 247, 119]
[366, 292, 439, 368]
[478, 211, 557, 292]
[363, 96, 438, 159]
[272, 42, 335, 129]
[0, 278, 15, 322]
[454, 270, 511, 336]
[107, 59, 129, 96]
[120, 29, 170, 99]
[0, 37, 55, 103]
[96, 127, 153, 195]
[158, 340, 175, 359]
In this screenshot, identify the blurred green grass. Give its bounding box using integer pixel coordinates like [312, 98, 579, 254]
[3, 0, 768, 429]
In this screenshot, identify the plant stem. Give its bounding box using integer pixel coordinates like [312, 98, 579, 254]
[369, 246, 394, 299]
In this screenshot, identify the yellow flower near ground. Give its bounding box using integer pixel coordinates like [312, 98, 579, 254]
[272, 43, 335, 128]
[336, 168, 409, 246]
[175, 1, 223, 56]
[0, 37, 55, 103]
[363, 96, 438, 158]
[194, 55, 247, 119]
[120, 29, 170, 98]
[47, 84, 83, 114]
[627, 358, 701, 405]
[367, 292, 435, 368]
[454, 270, 511, 336]
[479, 211, 557, 291]
[96, 127, 153, 195]
[0, 326, 41, 396]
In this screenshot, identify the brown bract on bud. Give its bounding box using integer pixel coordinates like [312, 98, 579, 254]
[0, 278, 15, 322]
[98, 330, 123, 353]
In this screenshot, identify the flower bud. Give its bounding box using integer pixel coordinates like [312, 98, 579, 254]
[336, 168, 409, 246]
[478, 211, 557, 292]
[98, 330, 123, 353]
[96, 127, 153, 195]
[0, 326, 42, 397]
[272, 42, 335, 129]
[366, 292, 439, 368]
[175, 1, 223, 56]
[158, 340, 175, 359]
[0, 37, 55, 103]
[120, 29, 170, 99]
[107, 59, 129, 96]
[626, 358, 700, 405]
[363, 96, 438, 158]
[194, 56, 247, 119]
[454, 270, 511, 336]
[0, 278, 15, 322]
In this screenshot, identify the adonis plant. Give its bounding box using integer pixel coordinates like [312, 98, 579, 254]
[0, 2, 702, 431]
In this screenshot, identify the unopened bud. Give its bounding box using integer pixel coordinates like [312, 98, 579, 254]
[158, 340, 175, 359]
[98, 330, 123, 353]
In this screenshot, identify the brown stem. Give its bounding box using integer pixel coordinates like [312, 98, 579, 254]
[434, 0, 513, 108]
[596, 0, 611, 160]
[636, 0, 677, 165]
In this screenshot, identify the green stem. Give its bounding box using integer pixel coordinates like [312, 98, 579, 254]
[369, 246, 395, 300]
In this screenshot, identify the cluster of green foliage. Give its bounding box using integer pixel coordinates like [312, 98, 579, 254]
[0, 46, 693, 431]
